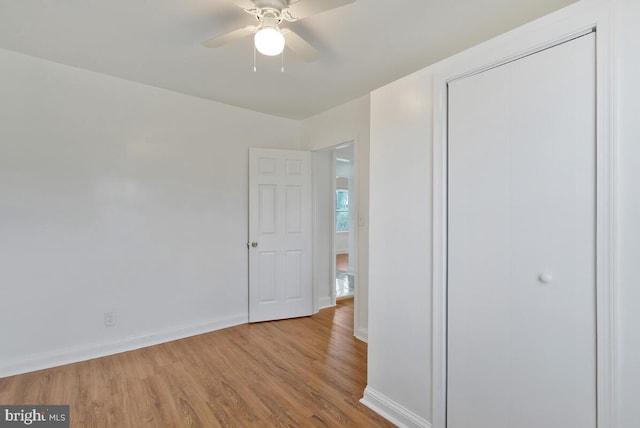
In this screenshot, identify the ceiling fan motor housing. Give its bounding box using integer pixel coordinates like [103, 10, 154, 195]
[256, 10, 283, 27]
[253, 0, 288, 13]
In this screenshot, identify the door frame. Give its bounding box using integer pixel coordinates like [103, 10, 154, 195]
[431, 1, 616, 427]
[311, 141, 360, 323]
[333, 143, 357, 300]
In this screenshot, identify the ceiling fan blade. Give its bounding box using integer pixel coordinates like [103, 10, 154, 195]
[282, 29, 319, 62]
[203, 26, 256, 48]
[227, 0, 256, 9]
[284, 0, 355, 21]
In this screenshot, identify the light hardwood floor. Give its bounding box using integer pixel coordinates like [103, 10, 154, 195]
[0, 299, 393, 427]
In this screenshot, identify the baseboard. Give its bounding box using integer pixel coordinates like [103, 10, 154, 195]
[318, 295, 333, 310]
[0, 313, 248, 379]
[361, 386, 431, 428]
[354, 326, 368, 343]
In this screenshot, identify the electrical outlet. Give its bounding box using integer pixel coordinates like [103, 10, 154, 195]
[104, 311, 116, 327]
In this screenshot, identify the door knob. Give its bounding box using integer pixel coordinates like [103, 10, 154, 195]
[251, 241, 258, 248]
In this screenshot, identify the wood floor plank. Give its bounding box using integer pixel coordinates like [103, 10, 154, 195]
[0, 299, 392, 427]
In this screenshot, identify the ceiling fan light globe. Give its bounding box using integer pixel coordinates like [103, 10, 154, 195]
[254, 27, 285, 56]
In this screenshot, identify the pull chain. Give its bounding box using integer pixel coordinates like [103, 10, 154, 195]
[252, 45, 285, 73]
[253, 43, 257, 72]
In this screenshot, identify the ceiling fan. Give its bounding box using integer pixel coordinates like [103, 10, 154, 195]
[203, 0, 356, 62]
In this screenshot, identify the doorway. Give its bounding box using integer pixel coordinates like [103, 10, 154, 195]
[311, 142, 357, 312]
[431, 9, 616, 427]
[446, 33, 596, 427]
[334, 144, 355, 299]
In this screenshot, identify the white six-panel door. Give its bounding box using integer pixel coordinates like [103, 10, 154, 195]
[249, 148, 313, 323]
[447, 33, 596, 428]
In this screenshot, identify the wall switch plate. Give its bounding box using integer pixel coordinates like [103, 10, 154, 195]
[104, 311, 116, 327]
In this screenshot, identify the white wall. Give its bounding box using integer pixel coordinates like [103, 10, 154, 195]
[366, 1, 640, 427]
[335, 232, 349, 254]
[301, 95, 370, 341]
[615, 0, 640, 426]
[365, 70, 433, 426]
[0, 48, 301, 377]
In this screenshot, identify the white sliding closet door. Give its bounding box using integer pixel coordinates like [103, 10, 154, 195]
[447, 33, 596, 428]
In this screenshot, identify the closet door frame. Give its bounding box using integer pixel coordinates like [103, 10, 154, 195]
[431, 1, 616, 428]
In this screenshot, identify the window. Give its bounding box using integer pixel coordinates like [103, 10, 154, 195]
[336, 189, 349, 231]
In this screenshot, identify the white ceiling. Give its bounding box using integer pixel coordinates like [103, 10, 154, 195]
[0, 0, 578, 119]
